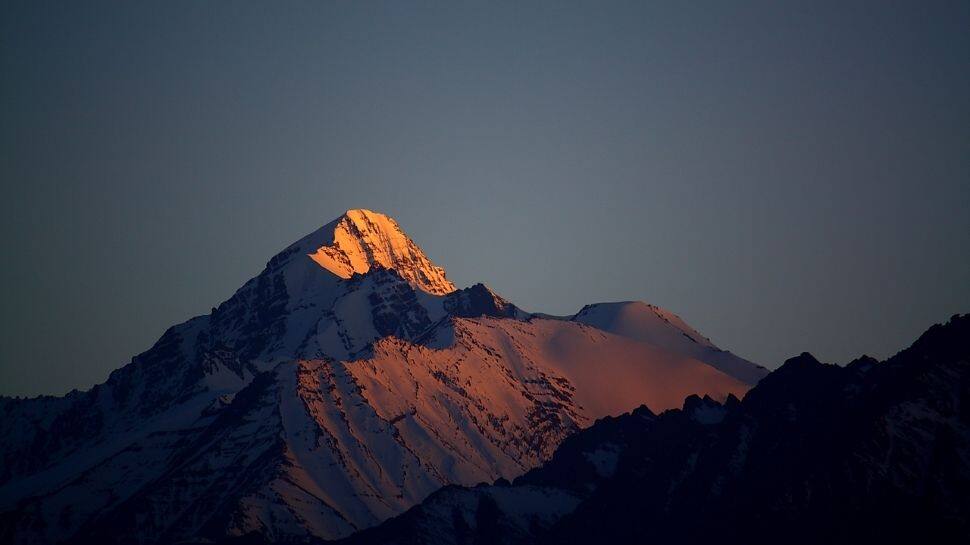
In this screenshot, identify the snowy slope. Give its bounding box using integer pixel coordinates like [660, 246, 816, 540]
[572, 301, 768, 384]
[0, 209, 758, 544]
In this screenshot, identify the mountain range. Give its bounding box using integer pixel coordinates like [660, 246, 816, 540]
[0, 209, 766, 544]
[340, 314, 970, 545]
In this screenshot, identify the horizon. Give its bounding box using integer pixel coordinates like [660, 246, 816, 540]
[2, 2, 969, 396]
[0, 204, 960, 398]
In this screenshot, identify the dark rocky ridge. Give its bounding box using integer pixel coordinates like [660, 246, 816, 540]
[337, 314, 970, 545]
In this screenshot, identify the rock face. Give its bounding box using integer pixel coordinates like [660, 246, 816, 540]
[0, 209, 763, 544]
[306, 208, 455, 295]
[343, 314, 970, 545]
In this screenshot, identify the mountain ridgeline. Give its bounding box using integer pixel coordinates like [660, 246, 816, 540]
[341, 314, 970, 545]
[0, 209, 766, 545]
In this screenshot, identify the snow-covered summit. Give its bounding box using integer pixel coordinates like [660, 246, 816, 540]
[0, 210, 764, 545]
[288, 209, 455, 295]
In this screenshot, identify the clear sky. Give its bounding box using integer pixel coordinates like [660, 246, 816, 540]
[2, 1, 968, 396]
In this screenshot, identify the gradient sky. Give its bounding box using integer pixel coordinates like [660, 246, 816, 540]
[2, 1, 968, 397]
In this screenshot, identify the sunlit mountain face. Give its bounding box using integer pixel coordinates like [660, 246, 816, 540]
[307, 209, 456, 295]
[0, 209, 765, 544]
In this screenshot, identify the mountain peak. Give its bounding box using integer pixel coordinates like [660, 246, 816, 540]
[303, 208, 455, 295]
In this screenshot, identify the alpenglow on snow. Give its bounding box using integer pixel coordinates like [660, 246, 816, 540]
[0, 209, 766, 544]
